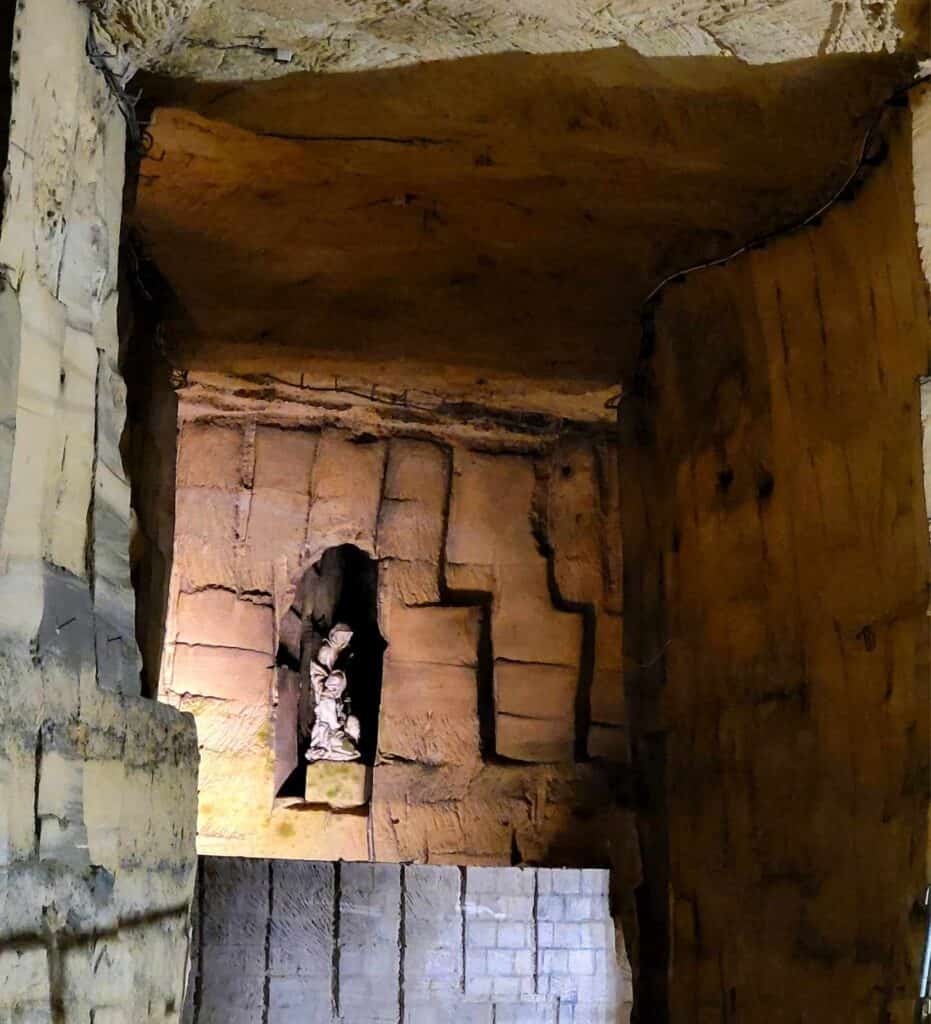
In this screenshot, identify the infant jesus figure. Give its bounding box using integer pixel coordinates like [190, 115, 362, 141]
[306, 623, 362, 763]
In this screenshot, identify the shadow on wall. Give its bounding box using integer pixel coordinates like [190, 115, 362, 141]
[619, 108, 931, 1023]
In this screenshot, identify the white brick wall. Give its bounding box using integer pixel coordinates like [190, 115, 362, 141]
[191, 859, 627, 1023]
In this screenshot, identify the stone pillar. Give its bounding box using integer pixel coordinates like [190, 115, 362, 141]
[0, 1, 198, 1021]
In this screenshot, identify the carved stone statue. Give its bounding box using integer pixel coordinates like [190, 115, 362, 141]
[306, 623, 361, 762]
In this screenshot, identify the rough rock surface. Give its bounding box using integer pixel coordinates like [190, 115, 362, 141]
[132, 0, 926, 80]
[0, 1, 199, 1021]
[134, 53, 913, 395]
[157, 392, 635, 907]
[91, 0, 207, 77]
[620, 108, 931, 1021]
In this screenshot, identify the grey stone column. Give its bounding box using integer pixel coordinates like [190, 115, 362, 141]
[0, 2, 199, 1020]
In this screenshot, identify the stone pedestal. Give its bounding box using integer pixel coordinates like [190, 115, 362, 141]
[305, 761, 371, 809]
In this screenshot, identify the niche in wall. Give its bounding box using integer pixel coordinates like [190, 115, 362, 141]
[275, 544, 386, 798]
[160, 410, 631, 872]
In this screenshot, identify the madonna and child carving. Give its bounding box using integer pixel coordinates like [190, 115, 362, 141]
[306, 624, 362, 762]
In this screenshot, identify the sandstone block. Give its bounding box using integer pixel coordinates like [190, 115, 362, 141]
[238, 487, 310, 592]
[177, 694, 270, 756]
[305, 760, 371, 808]
[171, 644, 273, 704]
[378, 558, 441, 607]
[377, 499, 443, 563]
[174, 487, 239, 589]
[0, 947, 51, 1013]
[384, 603, 481, 667]
[494, 660, 577, 722]
[177, 421, 243, 489]
[197, 750, 274, 842]
[36, 745, 89, 870]
[496, 714, 574, 764]
[445, 562, 495, 593]
[175, 589, 274, 654]
[253, 425, 318, 493]
[47, 325, 96, 576]
[384, 438, 449, 501]
[82, 757, 125, 871]
[378, 659, 480, 765]
[378, 439, 448, 565]
[371, 799, 512, 865]
[492, 564, 583, 667]
[446, 450, 538, 570]
[371, 763, 475, 805]
[305, 429, 385, 559]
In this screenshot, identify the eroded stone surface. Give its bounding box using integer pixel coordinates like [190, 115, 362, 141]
[305, 760, 370, 808]
[0, 2, 198, 1021]
[135, 0, 926, 81]
[134, 54, 913, 400]
[622, 108, 931, 1021]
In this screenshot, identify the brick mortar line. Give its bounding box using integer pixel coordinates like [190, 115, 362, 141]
[332, 861, 341, 1018]
[460, 865, 468, 996]
[397, 866, 406, 1024]
[532, 870, 540, 997]
[261, 860, 272, 1024]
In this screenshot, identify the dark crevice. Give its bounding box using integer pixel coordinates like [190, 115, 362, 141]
[262, 861, 273, 1024]
[193, 861, 204, 1024]
[435, 439, 501, 763]
[255, 130, 453, 147]
[531, 459, 597, 763]
[442, 588, 496, 760]
[531, 871, 539, 995]
[33, 721, 44, 857]
[331, 861, 341, 1019]
[397, 866, 406, 1024]
[121, 230, 182, 698]
[459, 866, 467, 995]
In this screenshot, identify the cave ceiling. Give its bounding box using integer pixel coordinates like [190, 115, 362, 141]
[129, 4, 924, 400]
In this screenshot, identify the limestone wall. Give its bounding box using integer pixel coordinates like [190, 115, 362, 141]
[0, 2, 199, 1020]
[620, 108, 931, 1020]
[158, 381, 636, 898]
[183, 858, 627, 1024]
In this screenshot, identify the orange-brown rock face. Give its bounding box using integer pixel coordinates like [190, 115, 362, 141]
[157, 379, 638, 900]
[132, 50, 912, 397]
[621, 110, 931, 1022]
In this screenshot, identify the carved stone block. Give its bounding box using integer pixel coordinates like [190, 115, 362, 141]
[305, 760, 371, 809]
